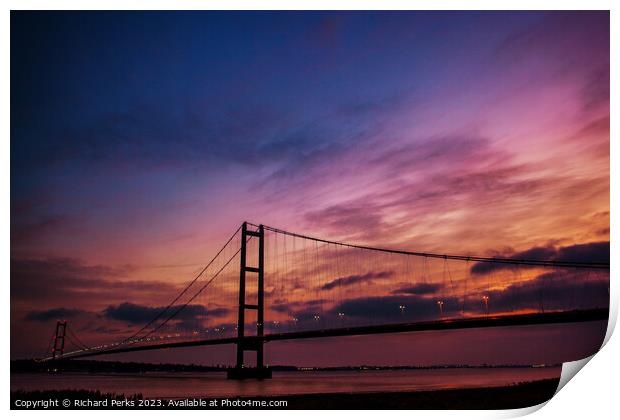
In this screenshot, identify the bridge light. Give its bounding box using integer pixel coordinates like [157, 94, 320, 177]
[338, 312, 345, 317]
[314, 315, 320, 321]
[399, 305, 406, 314]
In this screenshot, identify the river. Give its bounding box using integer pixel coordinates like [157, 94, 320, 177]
[11, 367, 561, 398]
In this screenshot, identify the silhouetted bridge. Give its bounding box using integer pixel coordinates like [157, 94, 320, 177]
[43, 222, 610, 379]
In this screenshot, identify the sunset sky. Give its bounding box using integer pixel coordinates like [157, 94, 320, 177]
[11, 11, 609, 364]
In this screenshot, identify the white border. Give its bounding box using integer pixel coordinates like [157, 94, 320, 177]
[4, 1, 617, 419]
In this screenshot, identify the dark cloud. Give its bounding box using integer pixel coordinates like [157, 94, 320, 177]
[202, 307, 230, 318]
[270, 299, 328, 315]
[321, 271, 394, 290]
[270, 302, 294, 314]
[482, 269, 609, 313]
[24, 307, 89, 322]
[505, 247, 558, 261]
[11, 257, 179, 305]
[89, 326, 125, 334]
[15, 102, 281, 171]
[470, 241, 609, 275]
[102, 302, 227, 325]
[17, 95, 374, 186]
[333, 295, 460, 323]
[331, 268, 608, 325]
[556, 242, 610, 264]
[392, 283, 442, 295]
[260, 91, 411, 190]
[306, 299, 329, 306]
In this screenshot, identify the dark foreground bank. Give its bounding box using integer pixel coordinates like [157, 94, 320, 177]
[12, 378, 559, 409]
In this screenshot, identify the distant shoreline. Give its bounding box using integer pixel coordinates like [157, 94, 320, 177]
[11, 378, 560, 409]
[11, 359, 561, 374]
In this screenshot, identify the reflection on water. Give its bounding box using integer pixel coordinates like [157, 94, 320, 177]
[11, 367, 561, 399]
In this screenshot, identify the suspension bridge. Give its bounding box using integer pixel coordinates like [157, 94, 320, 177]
[41, 222, 610, 379]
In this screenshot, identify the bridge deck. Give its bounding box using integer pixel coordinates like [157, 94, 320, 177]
[56, 308, 607, 360]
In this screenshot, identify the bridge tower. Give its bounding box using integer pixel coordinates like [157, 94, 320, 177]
[227, 222, 272, 379]
[52, 320, 67, 359]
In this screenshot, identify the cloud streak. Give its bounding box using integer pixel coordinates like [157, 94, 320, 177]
[11, 257, 181, 305]
[392, 283, 442, 296]
[321, 271, 394, 290]
[24, 307, 90, 322]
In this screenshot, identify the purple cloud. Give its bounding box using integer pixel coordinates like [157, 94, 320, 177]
[24, 307, 90, 322]
[470, 241, 609, 275]
[392, 283, 442, 295]
[321, 270, 394, 290]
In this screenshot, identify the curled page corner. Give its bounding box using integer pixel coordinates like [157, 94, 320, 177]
[556, 355, 595, 394]
[505, 356, 598, 418]
[602, 300, 617, 348]
[498, 401, 549, 418]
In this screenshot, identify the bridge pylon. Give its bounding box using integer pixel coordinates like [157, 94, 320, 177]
[227, 222, 272, 379]
[52, 320, 67, 359]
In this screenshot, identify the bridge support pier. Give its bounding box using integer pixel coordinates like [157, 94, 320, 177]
[226, 365, 272, 380]
[227, 222, 272, 380]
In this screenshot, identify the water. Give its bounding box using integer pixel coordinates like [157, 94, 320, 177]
[11, 367, 561, 398]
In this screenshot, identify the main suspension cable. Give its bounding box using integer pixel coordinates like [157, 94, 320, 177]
[259, 225, 608, 269]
